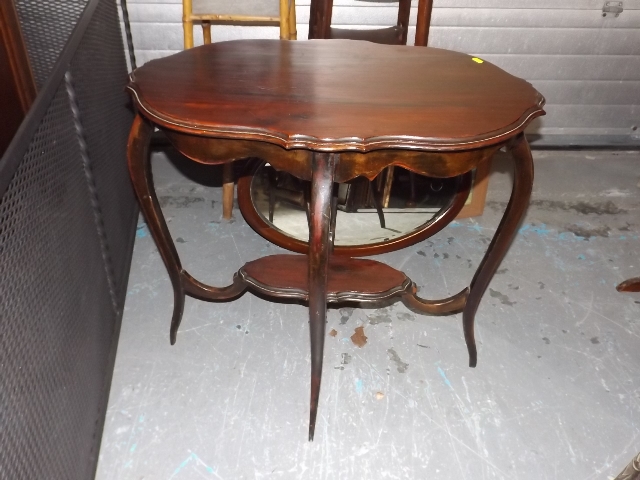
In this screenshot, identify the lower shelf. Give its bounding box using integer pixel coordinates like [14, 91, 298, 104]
[239, 254, 412, 303]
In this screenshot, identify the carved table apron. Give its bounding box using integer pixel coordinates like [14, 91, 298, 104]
[126, 39, 545, 440]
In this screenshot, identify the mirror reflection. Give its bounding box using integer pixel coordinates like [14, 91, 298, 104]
[249, 162, 461, 246]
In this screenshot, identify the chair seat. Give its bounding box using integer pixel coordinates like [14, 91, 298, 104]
[191, 0, 280, 17]
[129, 39, 544, 151]
[329, 26, 404, 45]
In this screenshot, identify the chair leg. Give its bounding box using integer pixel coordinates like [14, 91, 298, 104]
[462, 133, 534, 367]
[406, 171, 417, 207]
[288, 0, 298, 40]
[222, 163, 234, 219]
[371, 175, 386, 229]
[183, 0, 194, 48]
[279, 0, 290, 39]
[200, 15, 235, 220]
[307, 152, 336, 441]
[329, 183, 339, 247]
[202, 21, 211, 44]
[382, 165, 394, 208]
[128, 114, 186, 345]
[268, 169, 276, 223]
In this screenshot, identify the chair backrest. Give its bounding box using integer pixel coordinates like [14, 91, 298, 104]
[309, 0, 433, 46]
[183, 0, 296, 48]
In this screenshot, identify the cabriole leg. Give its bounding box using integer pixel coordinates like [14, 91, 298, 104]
[128, 114, 185, 345]
[463, 134, 534, 367]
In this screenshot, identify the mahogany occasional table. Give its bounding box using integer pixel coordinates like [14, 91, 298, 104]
[126, 39, 545, 440]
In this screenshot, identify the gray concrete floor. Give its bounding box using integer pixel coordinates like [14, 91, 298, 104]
[97, 149, 640, 480]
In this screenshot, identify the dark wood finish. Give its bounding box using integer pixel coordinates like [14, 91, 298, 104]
[167, 129, 498, 182]
[0, 0, 37, 155]
[307, 152, 335, 441]
[240, 254, 412, 302]
[308, 0, 331, 40]
[238, 254, 469, 317]
[415, 0, 434, 47]
[462, 133, 534, 367]
[127, 115, 246, 345]
[128, 41, 544, 152]
[617, 278, 640, 293]
[236, 160, 473, 257]
[401, 287, 468, 315]
[126, 39, 545, 439]
[128, 115, 186, 345]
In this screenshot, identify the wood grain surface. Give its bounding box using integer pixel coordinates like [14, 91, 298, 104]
[240, 254, 409, 300]
[128, 39, 545, 152]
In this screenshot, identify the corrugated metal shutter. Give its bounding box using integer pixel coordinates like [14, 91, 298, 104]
[125, 0, 640, 146]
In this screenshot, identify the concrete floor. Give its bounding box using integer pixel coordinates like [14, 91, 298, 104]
[96, 149, 640, 480]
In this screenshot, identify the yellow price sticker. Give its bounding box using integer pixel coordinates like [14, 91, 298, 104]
[471, 57, 484, 64]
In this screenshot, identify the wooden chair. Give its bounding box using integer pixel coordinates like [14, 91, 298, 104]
[309, 0, 433, 46]
[182, 0, 297, 219]
[309, 0, 491, 218]
[308, 0, 436, 220]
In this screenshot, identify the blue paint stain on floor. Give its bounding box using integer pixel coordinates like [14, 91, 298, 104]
[170, 452, 218, 478]
[355, 379, 364, 394]
[437, 366, 453, 390]
[519, 223, 551, 237]
[172, 456, 192, 477]
[136, 224, 148, 238]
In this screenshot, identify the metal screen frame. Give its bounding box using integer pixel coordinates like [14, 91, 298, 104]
[0, 0, 137, 478]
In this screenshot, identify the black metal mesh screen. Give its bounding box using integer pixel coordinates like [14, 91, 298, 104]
[14, 0, 89, 89]
[0, 0, 136, 478]
[0, 82, 115, 480]
[69, 0, 136, 301]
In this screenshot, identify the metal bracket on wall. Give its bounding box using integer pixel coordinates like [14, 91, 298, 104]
[602, 1, 623, 17]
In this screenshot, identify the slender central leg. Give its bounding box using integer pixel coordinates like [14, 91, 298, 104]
[308, 152, 337, 441]
[463, 133, 534, 367]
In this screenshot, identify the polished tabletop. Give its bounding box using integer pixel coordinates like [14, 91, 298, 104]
[128, 39, 545, 152]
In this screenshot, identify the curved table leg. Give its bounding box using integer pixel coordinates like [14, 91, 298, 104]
[401, 287, 469, 315]
[308, 152, 337, 441]
[617, 278, 640, 293]
[462, 133, 534, 368]
[128, 115, 186, 345]
[128, 115, 247, 344]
